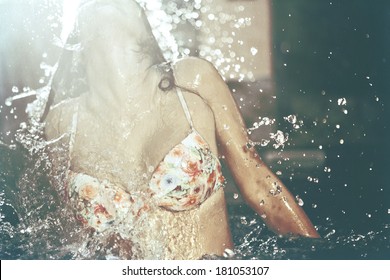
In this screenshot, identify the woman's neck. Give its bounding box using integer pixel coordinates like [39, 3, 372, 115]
[81, 23, 157, 108]
[84, 63, 158, 120]
[76, 0, 164, 113]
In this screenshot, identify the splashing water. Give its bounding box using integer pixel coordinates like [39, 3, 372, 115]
[269, 130, 289, 149]
[1, 0, 243, 260]
[1, 0, 388, 260]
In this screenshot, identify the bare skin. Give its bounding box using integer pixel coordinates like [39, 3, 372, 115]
[173, 58, 320, 238]
[45, 0, 318, 260]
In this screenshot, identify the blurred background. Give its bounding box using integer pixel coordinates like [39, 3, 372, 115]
[1, 0, 389, 259]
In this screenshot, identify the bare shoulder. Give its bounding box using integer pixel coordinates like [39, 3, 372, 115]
[172, 57, 231, 103]
[172, 57, 221, 87]
[173, 57, 216, 73]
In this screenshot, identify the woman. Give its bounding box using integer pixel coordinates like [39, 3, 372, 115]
[44, 0, 319, 259]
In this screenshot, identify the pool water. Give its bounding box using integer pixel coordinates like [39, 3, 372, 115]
[229, 206, 390, 260]
[1, 144, 389, 260]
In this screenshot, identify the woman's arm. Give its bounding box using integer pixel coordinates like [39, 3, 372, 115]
[175, 58, 319, 238]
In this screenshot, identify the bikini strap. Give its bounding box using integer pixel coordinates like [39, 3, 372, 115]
[69, 103, 79, 158]
[64, 103, 79, 201]
[176, 87, 194, 129]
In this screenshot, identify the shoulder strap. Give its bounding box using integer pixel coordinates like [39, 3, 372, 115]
[64, 103, 79, 200]
[176, 87, 194, 129]
[68, 103, 79, 158]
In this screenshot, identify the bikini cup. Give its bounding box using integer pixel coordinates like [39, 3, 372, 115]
[148, 87, 224, 211]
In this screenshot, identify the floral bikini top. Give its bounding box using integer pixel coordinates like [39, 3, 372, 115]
[68, 87, 224, 232]
[149, 87, 224, 211]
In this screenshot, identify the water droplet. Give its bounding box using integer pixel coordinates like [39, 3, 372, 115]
[223, 248, 235, 258]
[295, 195, 304, 206]
[312, 204, 317, 209]
[340, 139, 344, 144]
[261, 117, 275, 126]
[337, 97, 347, 106]
[250, 47, 258, 56]
[233, 193, 239, 200]
[223, 124, 230, 130]
[269, 130, 289, 149]
[259, 200, 265, 206]
[270, 182, 282, 196]
[260, 139, 270, 147]
[19, 122, 27, 129]
[284, 114, 297, 124]
[12, 86, 19, 93]
[261, 214, 267, 219]
[324, 229, 336, 239]
[5, 98, 12, 107]
[245, 141, 254, 150]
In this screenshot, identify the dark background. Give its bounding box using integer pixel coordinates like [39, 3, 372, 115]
[227, 0, 390, 259]
[270, 0, 390, 233]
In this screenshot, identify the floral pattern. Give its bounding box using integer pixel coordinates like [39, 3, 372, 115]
[69, 172, 150, 233]
[149, 130, 224, 211]
[68, 130, 224, 232]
